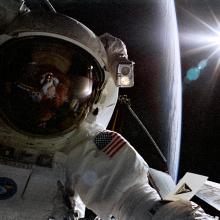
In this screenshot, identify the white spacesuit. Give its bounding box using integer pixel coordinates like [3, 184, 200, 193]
[0, 1, 218, 220]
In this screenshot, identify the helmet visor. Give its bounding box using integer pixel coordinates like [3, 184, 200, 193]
[0, 36, 103, 135]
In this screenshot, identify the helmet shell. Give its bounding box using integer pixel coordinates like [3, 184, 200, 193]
[0, 12, 118, 151]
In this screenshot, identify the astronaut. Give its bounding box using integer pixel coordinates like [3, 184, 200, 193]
[0, 1, 218, 220]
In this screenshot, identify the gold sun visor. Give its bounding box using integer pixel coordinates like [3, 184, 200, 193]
[0, 36, 104, 135]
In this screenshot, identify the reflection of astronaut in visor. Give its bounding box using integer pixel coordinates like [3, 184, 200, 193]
[0, 1, 217, 220]
[0, 37, 99, 134]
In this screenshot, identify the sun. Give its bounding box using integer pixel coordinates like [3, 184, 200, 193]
[179, 6, 220, 83]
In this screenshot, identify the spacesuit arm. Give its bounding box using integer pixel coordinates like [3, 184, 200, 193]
[99, 134, 217, 220]
[107, 144, 218, 220]
[66, 129, 218, 220]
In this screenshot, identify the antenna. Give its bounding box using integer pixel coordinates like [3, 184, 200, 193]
[119, 95, 167, 164]
[42, 0, 57, 13]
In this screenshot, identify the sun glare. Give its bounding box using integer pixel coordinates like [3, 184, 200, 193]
[180, 6, 220, 83]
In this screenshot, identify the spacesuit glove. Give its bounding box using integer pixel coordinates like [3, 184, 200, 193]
[152, 199, 219, 220]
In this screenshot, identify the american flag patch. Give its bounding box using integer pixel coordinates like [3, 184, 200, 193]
[94, 131, 126, 157]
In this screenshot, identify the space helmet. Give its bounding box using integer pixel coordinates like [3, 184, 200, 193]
[0, 10, 120, 137]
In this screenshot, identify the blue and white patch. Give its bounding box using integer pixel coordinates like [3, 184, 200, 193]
[0, 177, 17, 200]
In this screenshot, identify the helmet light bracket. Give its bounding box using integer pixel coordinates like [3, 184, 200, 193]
[116, 59, 134, 88]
